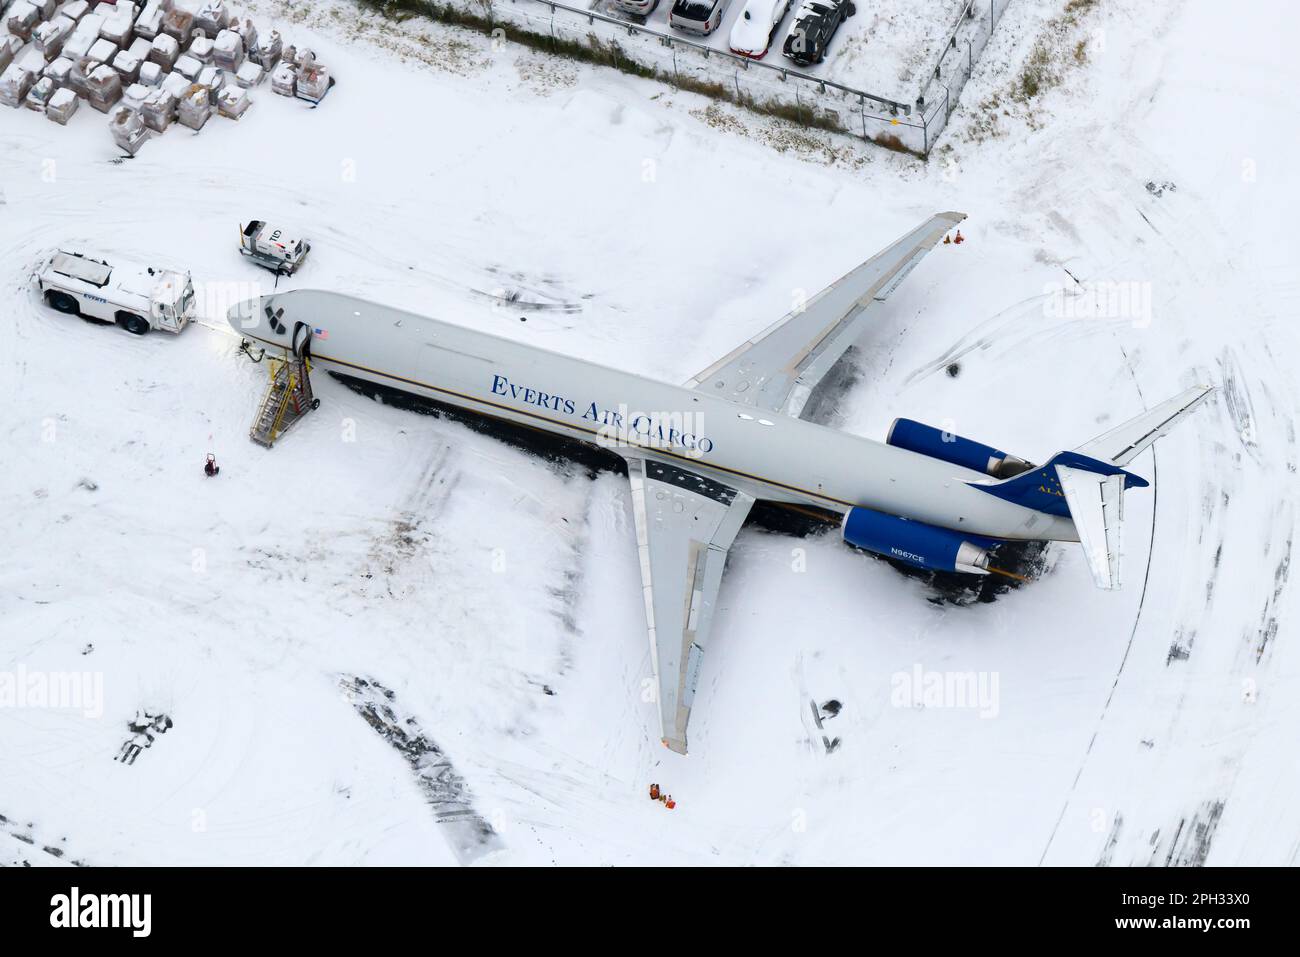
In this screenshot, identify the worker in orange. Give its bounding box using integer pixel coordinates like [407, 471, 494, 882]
[649, 783, 660, 801]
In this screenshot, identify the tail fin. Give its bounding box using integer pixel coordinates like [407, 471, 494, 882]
[972, 386, 1214, 588]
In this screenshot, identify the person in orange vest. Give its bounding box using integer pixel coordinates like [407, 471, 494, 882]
[665, 795, 676, 810]
[649, 783, 660, 801]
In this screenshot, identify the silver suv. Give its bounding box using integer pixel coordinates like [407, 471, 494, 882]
[668, 0, 728, 35]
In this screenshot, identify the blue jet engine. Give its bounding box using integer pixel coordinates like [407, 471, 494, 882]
[841, 506, 996, 575]
[886, 419, 1033, 479]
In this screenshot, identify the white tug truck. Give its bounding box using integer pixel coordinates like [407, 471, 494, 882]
[37, 251, 195, 335]
[239, 221, 310, 275]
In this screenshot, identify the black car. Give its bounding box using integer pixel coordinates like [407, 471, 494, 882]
[781, 0, 855, 65]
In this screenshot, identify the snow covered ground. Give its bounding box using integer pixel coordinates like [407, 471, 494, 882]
[1, 0, 1297, 866]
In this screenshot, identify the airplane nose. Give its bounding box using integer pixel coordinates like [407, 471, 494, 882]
[227, 297, 261, 336]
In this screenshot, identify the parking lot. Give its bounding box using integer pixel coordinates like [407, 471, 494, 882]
[597, 0, 968, 102]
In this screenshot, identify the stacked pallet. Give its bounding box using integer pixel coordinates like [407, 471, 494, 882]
[1, 0, 338, 147]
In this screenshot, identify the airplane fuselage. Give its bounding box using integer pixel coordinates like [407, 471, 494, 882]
[230, 290, 1078, 544]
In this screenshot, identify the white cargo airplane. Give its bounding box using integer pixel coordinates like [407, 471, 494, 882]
[229, 212, 1212, 754]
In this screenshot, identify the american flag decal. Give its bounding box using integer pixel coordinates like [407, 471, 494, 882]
[313, 327, 329, 339]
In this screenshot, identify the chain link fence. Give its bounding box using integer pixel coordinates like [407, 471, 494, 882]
[363, 0, 1010, 155]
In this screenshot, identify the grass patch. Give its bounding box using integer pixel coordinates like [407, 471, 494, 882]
[1011, 0, 1102, 103]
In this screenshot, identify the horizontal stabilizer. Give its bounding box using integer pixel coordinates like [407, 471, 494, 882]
[1075, 385, 1214, 466]
[1056, 465, 1125, 589]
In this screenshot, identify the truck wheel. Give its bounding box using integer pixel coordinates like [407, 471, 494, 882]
[46, 291, 80, 315]
[116, 313, 149, 336]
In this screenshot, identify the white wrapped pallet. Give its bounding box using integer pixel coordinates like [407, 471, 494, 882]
[0, 62, 34, 107]
[139, 85, 174, 130]
[0, 34, 20, 72]
[133, 0, 163, 41]
[160, 6, 190, 42]
[270, 61, 294, 97]
[24, 73, 54, 109]
[189, 35, 212, 63]
[109, 103, 148, 155]
[233, 59, 260, 88]
[46, 85, 77, 123]
[111, 48, 140, 81]
[87, 37, 115, 65]
[6, 2, 38, 42]
[297, 62, 329, 103]
[43, 56, 72, 86]
[100, 11, 133, 49]
[231, 16, 256, 57]
[212, 29, 240, 70]
[128, 36, 150, 62]
[15, 45, 45, 73]
[195, 64, 222, 91]
[176, 81, 210, 129]
[159, 68, 188, 99]
[148, 32, 177, 69]
[34, 15, 75, 60]
[67, 56, 94, 98]
[32, 0, 54, 17]
[254, 29, 280, 70]
[62, 14, 102, 59]
[173, 52, 198, 79]
[137, 59, 159, 85]
[121, 79, 147, 110]
[61, 0, 90, 23]
[215, 83, 246, 119]
[192, 0, 228, 40]
[85, 61, 121, 111]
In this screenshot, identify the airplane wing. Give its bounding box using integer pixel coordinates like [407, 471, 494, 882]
[1074, 385, 1215, 466]
[684, 211, 965, 418]
[1056, 465, 1125, 589]
[626, 458, 755, 754]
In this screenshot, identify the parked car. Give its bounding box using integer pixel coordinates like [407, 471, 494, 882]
[782, 0, 856, 65]
[668, 0, 727, 35]
[612, 0, 660, 16]
[728, 0, 794, 59]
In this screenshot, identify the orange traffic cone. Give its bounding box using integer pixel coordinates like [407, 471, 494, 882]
[943, 234, 951, 244]
[954, 230, 965, 244]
